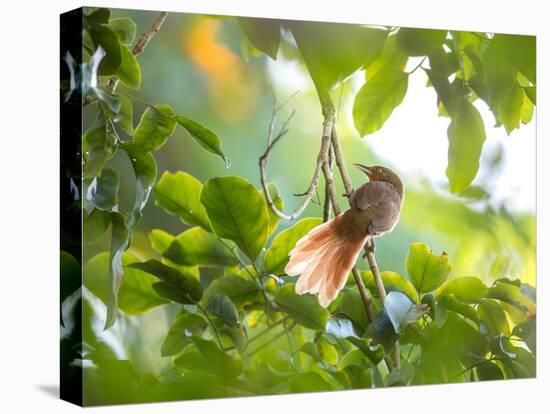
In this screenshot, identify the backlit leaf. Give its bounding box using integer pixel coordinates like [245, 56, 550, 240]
[275, 283, 329, 330]
[115, 44, 141, 89]
[396, 28, 447, 56]
[238, 18, 281, 60]
[175, 115, 229, 166]
[406, 243, 451, 293]
[133, 103, 176, 151]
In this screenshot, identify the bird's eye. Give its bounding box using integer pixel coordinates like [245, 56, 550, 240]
[376, 168, 383, 174]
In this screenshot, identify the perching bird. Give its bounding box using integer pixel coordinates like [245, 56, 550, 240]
[284, 165, 404, 307]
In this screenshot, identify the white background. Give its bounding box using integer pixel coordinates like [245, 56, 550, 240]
[0, 0, 547, 412]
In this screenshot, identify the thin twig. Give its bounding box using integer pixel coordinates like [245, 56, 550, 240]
[196, 302, 233, 351]
[259, 93, 324, 220]
[323, 145, 334, 222]
[245, 323, 296, 358]
[107, 11, 169, 93]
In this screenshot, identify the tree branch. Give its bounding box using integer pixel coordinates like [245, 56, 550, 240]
[259, 94, 324, 220]
[107, 11, 169, 93]
[331, 125, 400, 370]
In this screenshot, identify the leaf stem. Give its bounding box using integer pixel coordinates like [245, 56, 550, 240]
[196, 302, 231, 351]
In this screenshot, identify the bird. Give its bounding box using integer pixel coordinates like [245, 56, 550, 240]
[284, 164, 404, 308]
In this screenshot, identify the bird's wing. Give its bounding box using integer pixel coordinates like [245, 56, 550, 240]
[354, 181, 394, 211]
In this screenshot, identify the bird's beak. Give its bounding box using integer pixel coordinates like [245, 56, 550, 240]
[354, 163, 373, 177]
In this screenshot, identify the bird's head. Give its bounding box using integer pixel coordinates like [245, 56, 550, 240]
[354, 164, 403, 190]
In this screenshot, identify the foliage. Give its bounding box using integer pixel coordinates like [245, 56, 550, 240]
[61, 8, 536, 405]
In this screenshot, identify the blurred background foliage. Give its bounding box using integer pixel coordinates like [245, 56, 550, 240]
[61, 7, 536, 405]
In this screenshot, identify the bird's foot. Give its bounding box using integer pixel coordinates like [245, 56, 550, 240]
[366, 238, 376, 254]
[342, 189, 355, 198]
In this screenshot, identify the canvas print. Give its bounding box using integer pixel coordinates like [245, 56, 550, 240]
[60, 6, 536, 406]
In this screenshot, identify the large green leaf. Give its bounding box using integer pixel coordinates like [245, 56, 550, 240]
[154, 171, 211, 231]
[200, 176, 269, 261]
[190, 336, 243, 378]
[206, 294, 239, 327]
[115, 44, 141, 89]
[200, 275, 260, 309]
[290, 21, 388, 90]
[353, 69, 408, 136]
[175, 115, 229, 166]
[122, 143, 157, 227]
[406, 243, 451, 293]
[487, 280, 536, 316]
[332, 289, 370, 335]
[148, 228, 175, 254]
[161, 310, 207, 357]
[118, 95, 134, 135]
[290, 372, 332, 393]
[476, 361, 504, 381]
[365, 34, 408, 81]
[477, 299, 510, 336]
[83, 123, 117, 178]
[482, 34, 518, 105]
[83, 208, 111, 244]
[264, 217, 322, 274]
[396, 28, 448, 56]
[274, 283, 329, 330]
[434, 277, 488, 304]
[88, 24, 122, 75]
[163, 227, 238, 267]
[446, 100, 486, 193]
[133, 103, 176, 151]
[384, 291, 429, 333]
[85, 168, 118, 210]
[85, 252, 169, 316]
[126, 259, 203, 304]
[104, 212, 130, 329]
[363, 270, 420, 303]
[498, 81, 524, 135]
[238, 18, 281, 60]
[109, 17, 137, 45]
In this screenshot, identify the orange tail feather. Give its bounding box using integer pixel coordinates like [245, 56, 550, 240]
[284, 213, 368, 307]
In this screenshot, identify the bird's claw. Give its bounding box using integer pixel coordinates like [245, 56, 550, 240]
[343, 189, 355, 198]
[367, 238, 376, 254]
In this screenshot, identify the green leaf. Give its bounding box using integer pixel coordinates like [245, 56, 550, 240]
[264, 217, 322, 274]
[514, 35, 536, 84]
[200, 176, 269, 261]
[290, 21, 388, 90]
[206, 294, 239, 327]
[476, 361, 504, 381]
[127, 259, 203, 304]
[104, 212, 130, 329]
[86, 168, 118, 211]
[274, 283, 329, 330]
[438, 294, 479, 324]
[84, 7, 110, 26]
[154, 171, 211, 231]
[175, 115, 229, 166]
[61, 251, 81, 305]
[384, 291, 429, 333]
[353, 69, 408, 136]
[428, 47, 460, 77]
[332, 289, 370, 334]
[109, 17, 137, 44]
[265, 183, 283, 237]
[425, 68, 460, 118]
[446, 99, 486, 193]
[83, 124, 117, 178]
[434, 277, 488, 304]
[396, 28, 448, 56]
[133, 103, 177, 151]
[161, 310, 207, 357]
[524, 86, 536, 105]
[365, 34, 408, 81]
[406, 243, 451, 293]
[498, 81, 524, 135]
[164, 227, 238, 267]
[83, 209, 111, 244]
[238, 18, 281, 60]
[115, 44, 141, 89]
[122, 143, 157, 227]
[512, 318, 536, 354]
[148, 229, 175, 254]
[118, 95, 134, 135]
[190, 336, 243, 378]
[363, 271, 420, 303]
[201, 275, 260, 309]
[365, 309, 399, 351]
[483, 34, 518, 105]
[325, 318, 360, 339]
[290, 372, 332, 393]
[477, 299, 510, 336]
[487, 280, 536, 316]
[88, 24, 122, 76]
[385, 360, 415, 386]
